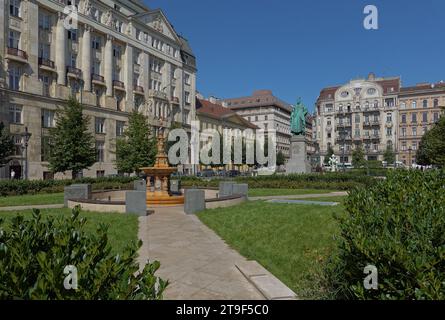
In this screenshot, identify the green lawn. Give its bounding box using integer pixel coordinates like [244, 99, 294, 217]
[0, 208, 138, 255]
[197, 201, 345, 299]
[0, 193, 64, 207]
[294, 196, 347, 203]
[248, 188, 336, 197]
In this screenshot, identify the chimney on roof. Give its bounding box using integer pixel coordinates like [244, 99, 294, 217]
[367, 72, 376, 81]
[209, 96, 218, 104]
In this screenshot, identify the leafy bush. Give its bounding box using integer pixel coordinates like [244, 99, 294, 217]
[325, 170, 445, 300]
[181, 172, 375, 190]
[0, 176, 138, 196]
[0, 207, 168, 299]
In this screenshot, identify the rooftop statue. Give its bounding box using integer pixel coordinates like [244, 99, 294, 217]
[290, 98, 308, 136]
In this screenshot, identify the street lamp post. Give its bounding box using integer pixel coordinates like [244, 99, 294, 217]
[408, 147, 412, 169]
[21, 127, 32, 180]
[340, 130, 346, 172]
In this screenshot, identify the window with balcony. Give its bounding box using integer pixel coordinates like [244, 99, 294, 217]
[8, 65, 22, 91]
[8, 30, 20, 49]
[42, 109, 55, 128]
[96, 141, 105, 162]
[95, 117, 105, 134]
[10, 0, 21, 17]
[9, 104, 22, 124]
[39, 74, 52, 96]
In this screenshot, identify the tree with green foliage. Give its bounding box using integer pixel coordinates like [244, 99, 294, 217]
[383, 145, 396, 165]
[324, 145, 334, 165]
[115, 111, 157, 174]
[48, 97, 96, 179]
[0, 122, 14, 168]
[352, 145, 366, 168]
[417, 115, 445, 167]
[276, 150, 286, 166]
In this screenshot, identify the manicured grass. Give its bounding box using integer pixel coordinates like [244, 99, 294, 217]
[0, 193, 64, 207]
[197, 201, 345, 299]
[248, 188, 336, 197]
[0, 208, 139, 255]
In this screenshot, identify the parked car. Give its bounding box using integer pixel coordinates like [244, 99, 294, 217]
[226, 170, 241, 177]
[200, 169, 215, 178]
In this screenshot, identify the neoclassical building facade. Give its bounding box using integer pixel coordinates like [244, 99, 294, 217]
[315, 74, 400, 164]
[0, 0, 197, 179]
[315, 73, 444, 165]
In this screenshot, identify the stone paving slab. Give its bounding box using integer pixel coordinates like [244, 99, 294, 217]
[138, 206, 264, 300]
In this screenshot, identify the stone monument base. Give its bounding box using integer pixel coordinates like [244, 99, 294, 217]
[285, 135, 311, 174]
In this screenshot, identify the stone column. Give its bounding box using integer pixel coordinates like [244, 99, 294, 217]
[124, 44, 134, 112]
[104, 35, 113, 96]
[55, 13, 67, 85]
[81, 25, 92, 91]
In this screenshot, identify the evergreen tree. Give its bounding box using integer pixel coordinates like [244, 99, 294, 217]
[0, 122, 14, 167]
[383, 145, 396, 165]
[324, 145, 334, 165]
[48, 97, 96, 179]
[352, 145, 366, 168]
[417, 115, 445, 166]
[115, 111, 157, 174]
[276, 150, 286, 166]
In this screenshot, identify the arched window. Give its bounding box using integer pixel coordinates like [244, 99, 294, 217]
[434, 99, 439, 108]
[423, 100, 428, 108]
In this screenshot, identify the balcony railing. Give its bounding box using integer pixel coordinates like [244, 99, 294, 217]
[7, 47, 28, 60]
[38, 57, 55, 68]
[66, 66, 82, 78]
[92, 74, 105, 83]
[113, 80, 125, 89]
[133, 85, 144, 94]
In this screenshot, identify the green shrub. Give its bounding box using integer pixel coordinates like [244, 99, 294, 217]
[0, 207, 168, 300]
[325, 170, 445, 300]
[0, 176, 138, 196]
[180, 172, 375, 191]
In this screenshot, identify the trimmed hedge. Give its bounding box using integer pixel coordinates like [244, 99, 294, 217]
[180, 172, 376, 191]
[0, 176, 138, 196]
[326, 169, 445, 300]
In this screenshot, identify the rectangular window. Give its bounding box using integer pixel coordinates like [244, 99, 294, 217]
[412, 113, 417, 123]
[184, 73, 191, 85]
[422, 112, 428, 123]
[96, 170, 105, 178]
[92, 36, 101, 50]
[41, 136, 52, 161]
[13, 135, 23, 156]
[95, 117, 105, 133]
[434, 112, 439, 122]
[401, 114, 406, 124]
[38, 13, 51, 30]
[116, 121, 125, 137]
[96, 141, 105, 162]
[402, 127, 406, 137]
[39, 43, 50, 60]
[9, 65, 21, 90]
[185, 91, 190, 104]
[412, 127, 417, 137]
[9, 104, 22, 124]
[8, 30, 20, 49]
[10, 0, 21, 17]
[42, 109, 55, 128]
[67, 30, 77, 41]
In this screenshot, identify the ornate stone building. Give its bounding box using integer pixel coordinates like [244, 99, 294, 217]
[315, 73, 444, 166]
[0, 0, 197, 179]
[315, 73, 400, 164]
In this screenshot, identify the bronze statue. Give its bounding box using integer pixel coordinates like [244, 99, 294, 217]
[290, 98, 308, 135]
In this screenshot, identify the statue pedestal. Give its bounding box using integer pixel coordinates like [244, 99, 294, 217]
[286, 135, 311, 174]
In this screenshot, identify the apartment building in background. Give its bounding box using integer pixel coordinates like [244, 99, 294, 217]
[398, 83, 445, 165]
[0, 0, 197, 179]
[220, 90, 293, 160]
[315, 73, 444, 165]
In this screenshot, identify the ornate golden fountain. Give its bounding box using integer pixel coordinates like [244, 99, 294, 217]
[140, 132, 184, 206]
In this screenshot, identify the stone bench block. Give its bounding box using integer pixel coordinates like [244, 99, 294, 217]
[170, 179, 181, 193]
[134, 179, 147, 191]
[125, 191, 147, 216]
[184, 189, 205, 215]
[232, 183, 248, 198]
[64, 184, 92, 207]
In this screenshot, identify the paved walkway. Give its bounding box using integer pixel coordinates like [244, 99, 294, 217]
[0, 204, 64, 211]
[249, 191, 347, 201]
[137, 206, 264, 300]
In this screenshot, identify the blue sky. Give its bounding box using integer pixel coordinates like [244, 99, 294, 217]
[146, 0, 445, 111]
